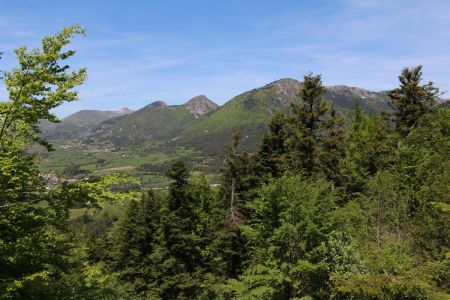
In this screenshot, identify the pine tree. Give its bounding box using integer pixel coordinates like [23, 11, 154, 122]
[257, 111, 289, 178]
[220, 131, 260, 225]
[261, 72, 345, 182]
[227, 175, 339, 298]
[144, 161, 205, 298]
[109, 191, 161, 293]
[110, 199, 141, 280]
[315, 105, 345, 185]
[341, 102, 397, 194]
[284, 73, 327, 174]
[387, 65, 439, 137]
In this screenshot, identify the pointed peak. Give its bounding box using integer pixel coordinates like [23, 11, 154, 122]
[184, 95, 218, 116]
[184, 95, 214, 104]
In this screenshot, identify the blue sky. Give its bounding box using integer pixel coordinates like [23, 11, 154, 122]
[1, 0, 449, 117]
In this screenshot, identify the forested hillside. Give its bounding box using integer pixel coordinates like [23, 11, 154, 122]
[1, 27, 449, 300]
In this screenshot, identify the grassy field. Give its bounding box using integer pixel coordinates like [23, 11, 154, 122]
[36, 140, 220, 188]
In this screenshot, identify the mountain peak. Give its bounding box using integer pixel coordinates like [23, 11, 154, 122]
[145, 101, 167, 109]
[184, 95, 218, 116]
[326, 85, 383, 100]
[273, 77, 301, 85]
[117, 107, 133, 114]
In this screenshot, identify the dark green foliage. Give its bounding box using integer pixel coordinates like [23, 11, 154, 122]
[393, 109, 450, 258]
[145, 162, 208, 298]
[255, 73, 345, 186]
[332, 108, 450, 299]
[387, 65, 439, 137]
[108, 162, 225, 298]
[340, 102, 398, 194]
[110, 192, 162, 294]
[257, 111, 289, 178]
[227, 175, 340, 298]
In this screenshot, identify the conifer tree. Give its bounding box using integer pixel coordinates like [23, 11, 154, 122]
[110, 191, 161, 293]
[257, 111, 289, 178]
[284, 73, 327, 174]
[387, 65, 439, 137]
[208, 132, 258, 281]
[316, 105, 345, 185]
[258, 72, 345, 183]
[110, 199, 141, 280]
[341, 102, 397, 193]
[228, 175, 340, 298]
[144, 161, 205, 298]
[220, 131, 260, 224]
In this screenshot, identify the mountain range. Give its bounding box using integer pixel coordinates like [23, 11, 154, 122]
[40, 108, 133, 140]
[42, 78, 394, 154]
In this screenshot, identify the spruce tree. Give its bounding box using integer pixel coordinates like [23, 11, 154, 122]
[208, 132, 257, 281]
[110, 191, 161, 293]
[145, 161, 204, 298]
[341, 102, 397, 193]
[257, 111, 289, 178]
[228, 175, 339, 298]
[315, 105, 345, 185]
[284, 73, 327, 174]
[255, 73, 346, 185]
[110, 199, 141, 280]
[220, 131, 259, 225]
[387, 65, 439, 137]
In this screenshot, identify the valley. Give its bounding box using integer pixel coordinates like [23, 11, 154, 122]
[39, 77, 390, 183]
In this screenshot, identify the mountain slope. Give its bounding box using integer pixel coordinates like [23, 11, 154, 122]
[93, 96, 218, 145]
[63, 108, 133, 126]
[40, 108, 133, 140]
[50, 79, 390, 155]
[178, 78, 388, 153]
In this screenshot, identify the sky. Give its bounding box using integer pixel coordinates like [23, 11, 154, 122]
[1, 0, 449, 117]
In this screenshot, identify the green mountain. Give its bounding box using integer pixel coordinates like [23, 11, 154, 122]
[40, 108, 133, 140]
[54, 78, 389, 154]
[93, 96, 218, 145]
[176, 78, 389, 154]
[63, 108, 133, 126]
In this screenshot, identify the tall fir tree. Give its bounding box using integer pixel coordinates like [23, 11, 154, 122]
[257, 111, 289, 178]
[257, 72, 345, 184]
[387, 65, 439, 137]
[144, 161, 205, 298]
[109, 191, 161, 293]
[284, 73, 328, 174]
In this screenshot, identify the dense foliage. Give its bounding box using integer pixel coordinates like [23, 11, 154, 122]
[1, 27, 449, 299]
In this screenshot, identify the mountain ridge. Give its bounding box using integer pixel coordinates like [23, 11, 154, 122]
[42, 78, 393, 153]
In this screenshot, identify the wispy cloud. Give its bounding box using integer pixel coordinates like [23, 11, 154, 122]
[0, 0, 449, 117]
